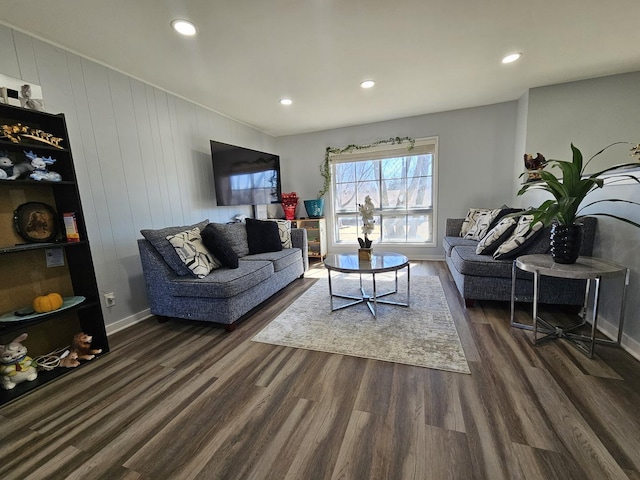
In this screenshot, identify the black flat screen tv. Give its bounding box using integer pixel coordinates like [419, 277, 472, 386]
[210, 140, 282, 206]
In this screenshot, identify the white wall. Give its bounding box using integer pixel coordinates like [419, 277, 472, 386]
[1, 26, 276, 331]
[521, 71, 640, 356]
[276, 102, 519, 259]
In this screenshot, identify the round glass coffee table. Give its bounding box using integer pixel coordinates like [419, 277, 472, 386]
[324, 252, 410, 317]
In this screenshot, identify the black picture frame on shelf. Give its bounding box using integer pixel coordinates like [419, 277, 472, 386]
[13, 201, 59, 243]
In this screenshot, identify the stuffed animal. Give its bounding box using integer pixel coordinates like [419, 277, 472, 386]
[70, 332, 102, 360]
[58, 350, 80, 368]
[0, 152, 12, 179]
[25, 151, 62, 182]
[5, 159, 34, 180]
[0, 333, 38, 390]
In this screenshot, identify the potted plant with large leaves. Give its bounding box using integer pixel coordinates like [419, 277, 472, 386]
[518, 142, 640, 264]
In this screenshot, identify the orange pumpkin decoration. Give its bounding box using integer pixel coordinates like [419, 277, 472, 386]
[33, 293, 64, 313]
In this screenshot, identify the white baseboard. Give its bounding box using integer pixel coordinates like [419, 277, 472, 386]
[106, 308, 153, 336]
[599, 318, 640, 362]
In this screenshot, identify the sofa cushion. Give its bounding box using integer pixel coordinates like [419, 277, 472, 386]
[240, 247, 302, 272]
[169, 260, 274, 298]
[200, 224, 239, 269]
[246, 218, 283, 254]
[450, 245, 514, 279]
[208, 222, 250, 257]
[476, 216, 518, 255]
[443, 236, 479, 257]
[493, 215, 544, 260]
[166, 228, 221, 278]
[140, 219, 209, 276]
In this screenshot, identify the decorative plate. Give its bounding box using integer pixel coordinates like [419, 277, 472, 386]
[13, 201, 59, 243]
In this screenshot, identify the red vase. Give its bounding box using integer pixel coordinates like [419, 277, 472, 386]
[283, 204, 297, 220]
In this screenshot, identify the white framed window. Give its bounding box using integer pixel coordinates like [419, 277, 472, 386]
[330, 137, 438, 246]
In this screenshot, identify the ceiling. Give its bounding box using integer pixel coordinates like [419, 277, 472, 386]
[1, 0, 639, 137]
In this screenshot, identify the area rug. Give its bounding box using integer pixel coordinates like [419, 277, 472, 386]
[252, 275, 470, 374]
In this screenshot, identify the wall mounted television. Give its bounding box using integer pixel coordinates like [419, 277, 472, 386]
[210, 140, 282, 206]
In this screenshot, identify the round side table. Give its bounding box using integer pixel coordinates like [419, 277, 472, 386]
[510, 254, 629, 357]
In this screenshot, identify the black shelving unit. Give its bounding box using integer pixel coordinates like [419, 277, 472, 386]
[0, 103, 109, 406]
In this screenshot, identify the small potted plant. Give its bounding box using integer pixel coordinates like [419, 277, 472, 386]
[357, 195, 375, 260]
[518, 141, 640, 263]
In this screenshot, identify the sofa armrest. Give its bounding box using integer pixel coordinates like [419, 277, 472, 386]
[446, 218, 464, 237]
[291, 228, 309, 272]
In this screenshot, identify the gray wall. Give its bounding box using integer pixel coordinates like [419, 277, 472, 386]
[518, 71, 640, 355]
[1, 26, 275, 332]
[276, 102, 519, 259]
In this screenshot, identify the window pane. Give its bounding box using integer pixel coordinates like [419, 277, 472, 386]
[406, 176, 432, 208]
[335, 214, 358, 243]
[334, 182, 356, 211]
[381, 177, 407, 209]
[355, 161, 377, 181]
[356, 182, 379, 206]
[407, 154, 432, 176]
[335, 162, 355, 184]
[381, 156, 404, 179]
[407, 214, 432, 242]
[382, 216, 407, 242]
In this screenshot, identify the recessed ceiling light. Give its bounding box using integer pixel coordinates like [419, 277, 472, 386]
[280, 98, 293, 106]
[360, 80, 376, 89]
[171, 19, 197, 36]
[501, 52, 522, 64]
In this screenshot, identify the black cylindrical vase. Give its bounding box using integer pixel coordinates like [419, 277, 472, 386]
[550, 223, 583, 264]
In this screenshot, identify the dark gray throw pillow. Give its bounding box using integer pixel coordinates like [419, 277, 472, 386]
[245, 218, 283, 254]
[201, 224, 239, 269]
[208, 222, 250, 257]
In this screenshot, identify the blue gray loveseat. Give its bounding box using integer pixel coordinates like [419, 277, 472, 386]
[444, 215, 597, 307]
[138, 219, 308, 331]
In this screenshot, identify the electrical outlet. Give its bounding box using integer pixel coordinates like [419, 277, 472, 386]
[104, 292, 116, 307]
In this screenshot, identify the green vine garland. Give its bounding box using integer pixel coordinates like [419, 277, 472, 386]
[317, 136, 415, 198]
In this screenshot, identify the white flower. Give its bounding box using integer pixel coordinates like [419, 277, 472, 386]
[358, 195, 375, 237]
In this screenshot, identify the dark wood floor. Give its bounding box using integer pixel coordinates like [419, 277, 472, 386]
[1, 261, 639, 480]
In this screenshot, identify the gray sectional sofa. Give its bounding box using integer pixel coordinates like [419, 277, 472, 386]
[443, 216, 597, 307]
[138, 220, 308, 331]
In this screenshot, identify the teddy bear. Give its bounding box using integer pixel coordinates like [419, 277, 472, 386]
[0, 333, 38, 390]
[70, 332, 102, 360]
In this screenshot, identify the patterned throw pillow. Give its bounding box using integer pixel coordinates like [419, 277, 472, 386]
[493, 215, 544, 260]
[460, 208, 499, 238]
[140, 219, 209, 276]
[476, 216, 518, 255]
[166, 228, 221, 278]
[463, 209, 502, 241]
[265, 219, 292, 248]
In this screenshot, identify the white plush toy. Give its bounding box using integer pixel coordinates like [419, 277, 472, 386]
[0, 152, 12, 179]
[25, 150, 62, 182]
[0, 333, 38, 390]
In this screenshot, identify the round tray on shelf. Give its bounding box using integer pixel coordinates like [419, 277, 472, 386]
[0, 296, 85, 323]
